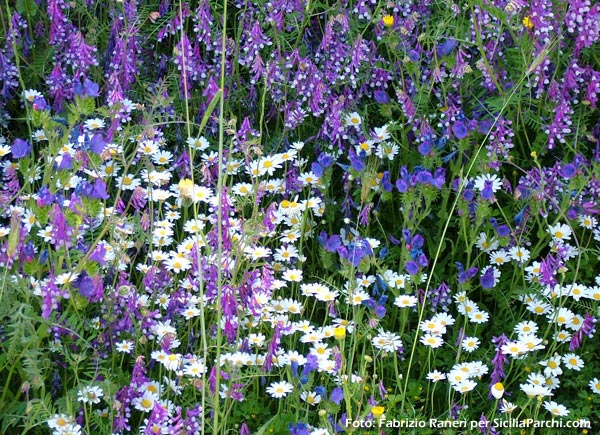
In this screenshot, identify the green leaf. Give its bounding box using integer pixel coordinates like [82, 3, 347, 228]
[84, 261, 100, 277]
[17, 0, 38, 16]
[198, 89, 223, 136]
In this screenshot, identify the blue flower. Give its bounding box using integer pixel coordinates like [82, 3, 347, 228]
[288, 423, 311, 435]
[480, 266, 498, 289]
[329, 387, 344, 405]
[374, 90, 390, 104]
[89, 133, 106, 154]
[349, 151, 365, 171]
[91, 179, 109, 199]
[559, 163, 577, 179]
[452, 121, 468, 139]
[11, 138, 32, 159]
[418, 140, 432, 155]
[406, 260, 419, 275]
[325, 235, 342, 252]
[436, 38, 457, 57]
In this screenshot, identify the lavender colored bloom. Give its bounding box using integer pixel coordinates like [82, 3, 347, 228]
[32, 96, 50, 111]
[349, 151, 365, 171]
[559, 163, 577, 179]
[330, 387, 344, 405]
[418, 140, 432, 155]
[74, 77, 99, 97]
[436, 38, 457, 57]
[463, 188, 475, 201]
[344, 238, 373, 266]
[239, 423, 251, 435]
[302, 354, 320, 378]
[11, 138, 32, 158]
[405, 260, 419, 275]
[263, 322, 282, 372]
[415, 169, 433, 185]
[570, 313, 597, 350]
[0, 51, 19, 100]
[546, 101, 574, 150]
[452, 121, 468, 139]
[456, 262, 478, 283]
[88, 133, 106, 154]
[489, 334, 509, 391]
[36, 186, 55, 207]
[46, 63, 72, 112]
[374, 304, 386, 318]
[374, 90, 390, 103]
[324, 234, 342, 252]
[514, 205, 529, 226]
[496, 224, 510, 237]
[450, 402, 465, 420]
[89, 243, 106, 265]
[481, 180, 496, 201]
[433, 168, 446, 188]
[289, 423, 311, 435]
[91, 179, 109, 200]
[480, 266, 498, 289]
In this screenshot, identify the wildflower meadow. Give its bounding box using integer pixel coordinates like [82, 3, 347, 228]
[1, 0, 600, 434]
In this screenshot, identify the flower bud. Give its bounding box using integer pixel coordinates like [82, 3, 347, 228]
[491, 382, 504, 399]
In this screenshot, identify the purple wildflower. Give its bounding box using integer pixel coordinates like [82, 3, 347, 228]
[11, 139, 31, 159]
[546, 101, 573, 150]
[490, 334, 509, 389]
[480, 266, 499, 289]
[570, 313, 597, 350]
[405, 261, 419, 275]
